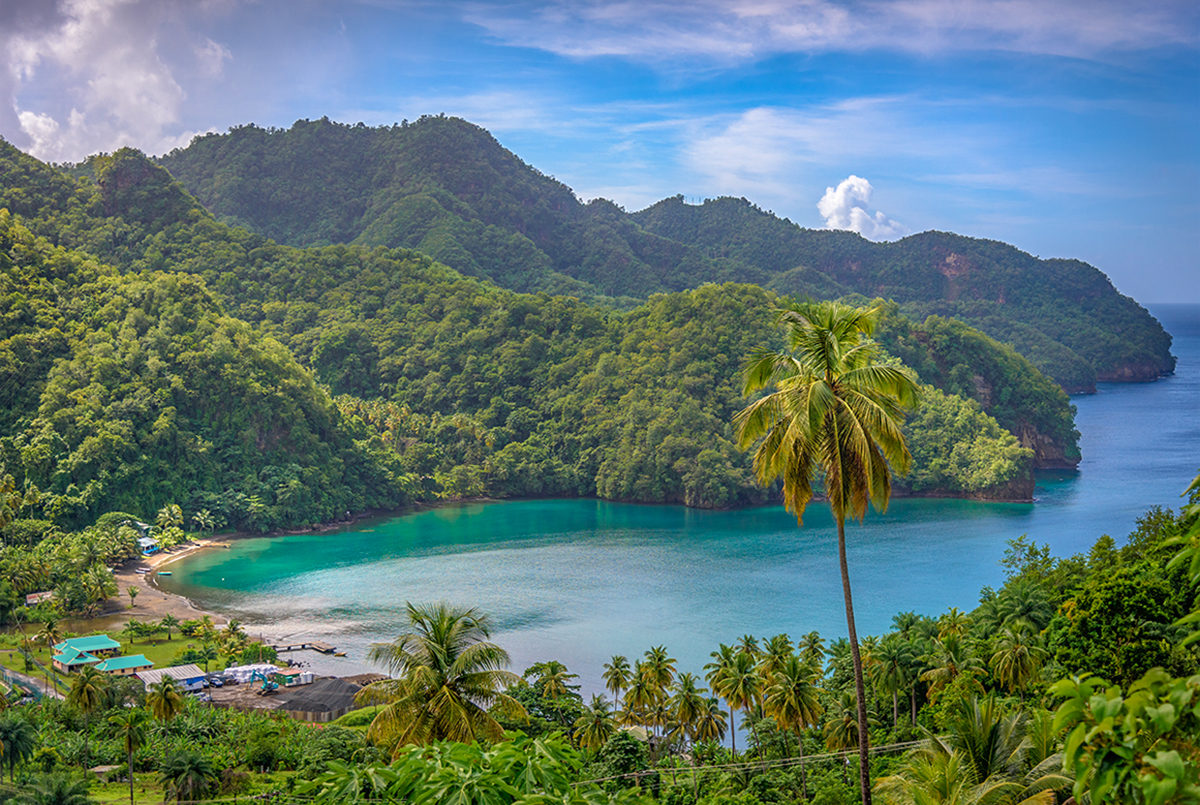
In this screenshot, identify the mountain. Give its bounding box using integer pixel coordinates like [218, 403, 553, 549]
[156, 116, 1174, 393]
[0, 139, 1082, 529]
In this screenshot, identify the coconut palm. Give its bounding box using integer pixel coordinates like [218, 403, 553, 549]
[920, 634, 984, 700]
[735, 300, 919, 805]
[798, 631, 826, 666]
[155, 503, 183, 532]
[621, 663, 659, 729]
[989, 627, 1049, 698]
[694, 697, 728, 745]
[736, 634, 760, 657]
[937, 607, 971, 639]
[67, 667, 108, 765]
[642, 645, 676, 693]
[108, 708, 148, 805]
[0, 716, 36, 783]
[524, 660, 579, 699]
[146, 678, 184, 721]
[573, 695, 617, 751]
[706, 648, 761, 756]
[159, 749, 217, 803]
[668, 672, 708, 748]
[360, 602, 524, 750]
[602, 655, 632, 709]
[159, 614, 180, 641]
[763, 655, 824, 799]
[995, 581, 1054, 633]
[871, 636, 916, 726]
[757, 634, 794, 681]
[191, 509, 215, 537]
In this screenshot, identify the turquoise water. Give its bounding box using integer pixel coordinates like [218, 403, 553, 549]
[160, 304, 1200, 696]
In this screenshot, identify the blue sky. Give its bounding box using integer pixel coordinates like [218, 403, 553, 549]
[1, 0, 1197, 302]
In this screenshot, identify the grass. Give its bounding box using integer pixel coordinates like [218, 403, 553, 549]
[81, 770, 298, 804]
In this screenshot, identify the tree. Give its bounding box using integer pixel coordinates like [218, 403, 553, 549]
[705, 647, 760, 756]
[126, 586, 137, 609]
[763, 655, 824, 799]
[159, 614, 180, 641]
[191, 509, 215, 537]
[159, 749, 218, 804]
[989, 626, 1048, 698]
[871, 636, 915, 726]
[0, 716, 36, 782]
[11, 773, 94, 805]
[694, 697, 728, 745]
[602, 655, 632, 709]
[146, 677, 184, 721]
[573, 695, 617, 751]
[668, 672, 708, 748]
[66, 667, 108, 765]
[108, 708, 148, 805]
[524, 660, 579, 699]
[735, 300, 919, 805]
[361, 603, 524, 750]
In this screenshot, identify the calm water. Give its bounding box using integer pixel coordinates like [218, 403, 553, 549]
[160, 304, 1200, 695]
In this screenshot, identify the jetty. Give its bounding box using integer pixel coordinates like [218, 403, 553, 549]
[269, 641, 337, 655]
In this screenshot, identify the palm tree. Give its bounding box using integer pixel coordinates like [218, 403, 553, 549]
[706, 648, 761, 756]
[159, 614, 180, 641]
[798, 631, 826, 666]
[735, 300, 919, 805]
[920, 634, 984, 701]
[736, 634, 760, 657]
[34, 618, 60, 690]
[361, 602, 524, 750]
[11, 773, 94, 805]
[146, 678, 184, 721]
[763, 655, 824, 798]
[159, 749, 217, 804]
[874, 696, 1070, 805]
[602, 655, 632, 708]
[0, 716, 36, 783]
[757, 634, 793, 681]
[642, 646, 676, 692]
[191, 509, 215, 537]
[937, 607, 971, 639]
[871, 636, 915, 727]
[155, 503, 183, 531]
[989, 627, 1048, 699]
[573, 695, 617, 751]
[622, 663, 659, 730]
[668, 672, 708, 748]
[67, 667, 108, 765]
[108, 709, 148, 805]
[995, 581, 1054, 633]
[524, 660, 579, 699]
[694, 697, 728, 745]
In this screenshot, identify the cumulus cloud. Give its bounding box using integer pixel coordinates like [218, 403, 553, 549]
[1, 0, 232, 162]
[817, 175, 906, 240]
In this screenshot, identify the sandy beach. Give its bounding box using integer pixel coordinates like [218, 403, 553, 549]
[103, 538, 235, 626]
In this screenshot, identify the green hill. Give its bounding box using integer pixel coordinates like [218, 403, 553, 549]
[0, 138, 1090, 530]
[155, 116, 1173, 393]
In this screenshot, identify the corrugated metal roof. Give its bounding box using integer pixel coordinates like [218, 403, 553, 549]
[54, 635, 121, 653]
[96, 654, 152, 671]
[136, 664, 206, 685]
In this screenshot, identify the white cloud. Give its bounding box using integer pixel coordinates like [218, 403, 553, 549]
[465, 0, 1198, 64]
[1, 0, 235, 162]
[817, 175, 906, 240]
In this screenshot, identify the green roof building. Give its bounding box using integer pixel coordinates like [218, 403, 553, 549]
[95, 654, 153, 676]
[54, 635, 121, 656]
[52, 647, 101, 673]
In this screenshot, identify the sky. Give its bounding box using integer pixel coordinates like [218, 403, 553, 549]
[1, 0, 1198, 303]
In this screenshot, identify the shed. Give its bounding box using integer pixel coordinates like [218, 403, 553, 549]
[275, 677, 364, 723]
[137, 664, 207, 691]
[137, 536, 159, 555]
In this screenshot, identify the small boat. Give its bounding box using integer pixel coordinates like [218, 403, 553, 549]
[333, 652, 346, 657]
[157, 571, 173, 576]
[135, 569, 149, 575]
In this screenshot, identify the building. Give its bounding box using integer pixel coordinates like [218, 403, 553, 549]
[52, 646, 101, 674]
[95, 654, 153, 676]
[275, 677, 365, 723]
[136, 664, 207, 692]
[24, 591, 54, 607]
[137, 536, 159, 555]
[53, 635, 122, 658]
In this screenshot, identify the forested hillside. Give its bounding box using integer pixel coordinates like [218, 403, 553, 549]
[155, 116, 1174, 392]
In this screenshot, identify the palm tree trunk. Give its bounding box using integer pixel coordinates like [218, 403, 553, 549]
[892, 690, 898, 727]
[128, 748, 135, 805]
[837, 516, 873, 805]
[730, 704, 736, 756]
[910, 686, 917, 725]
[797, 731, 808, 801]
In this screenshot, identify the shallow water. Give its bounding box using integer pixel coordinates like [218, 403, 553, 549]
[160, 304, 1200, 696]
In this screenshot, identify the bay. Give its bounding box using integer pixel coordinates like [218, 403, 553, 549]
[159, 303, 1200, 697]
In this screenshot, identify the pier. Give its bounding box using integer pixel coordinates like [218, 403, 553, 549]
[269, 641, 336, 655]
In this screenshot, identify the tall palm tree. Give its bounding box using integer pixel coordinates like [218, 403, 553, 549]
[67, 666, 108, 764]
[736, 635, 760, 657]
[642, 646, 677, 693]
[920, 634, 984, 701]
[146, 678, 184, 721]
[735, 300, 919, 805]
[622, 662, 659, 730]
[573, 696, 617, 751]
[706, 649, 761, 756]
[159, 614, 180, 641]
[108, 708, 148, 805]
[763, 655, 824, 799]
[694, 697, 728, 745]
[937, 607, 971, 639]
[870, 636, 915, 727]
[524, 660, 578, 699]
[602, 655, 632, 709]
[798, 631, 826, 666]
[361, 602, 524, 750]
[758, 634, 794, 681]
[668, 673, 708, 749]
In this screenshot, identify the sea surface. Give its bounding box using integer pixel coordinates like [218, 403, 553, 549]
[160, 303, 1200, 697]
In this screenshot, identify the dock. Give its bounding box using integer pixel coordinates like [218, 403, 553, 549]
[269, 641, 336, 655]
